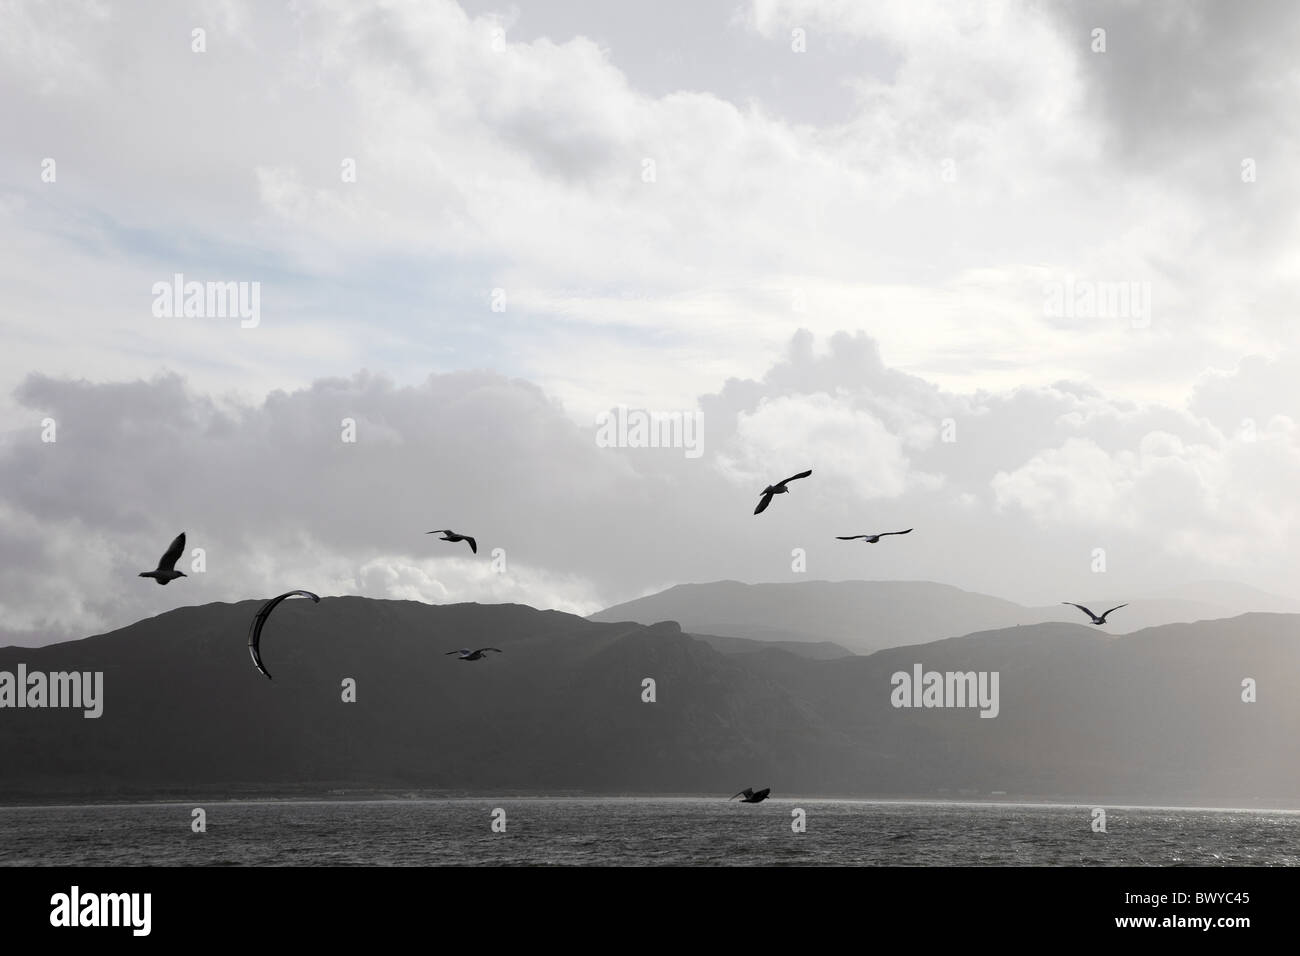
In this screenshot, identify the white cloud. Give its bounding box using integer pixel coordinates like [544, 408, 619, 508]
[3, 0, 1296, 421]
[994, 418, 1300, 568]
[2, 2, 1299, 637]
[719, 393, 930, 500]
[5, 328, 1300, 644]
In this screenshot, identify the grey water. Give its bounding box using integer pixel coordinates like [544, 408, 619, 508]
[2, 798, 1297, 866]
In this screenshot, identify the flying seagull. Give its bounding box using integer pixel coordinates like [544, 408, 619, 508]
[837, 528, 913, 543]
[730, 787, 771, 803]
[753, 470, 812, 515]
[138, 532, 187, 585]
[446, 647, 502, 661]
[426, 529, 477, 554]
[1062, 602, 1128, 625]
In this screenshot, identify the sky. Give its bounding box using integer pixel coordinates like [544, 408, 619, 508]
[1, 0, 1299, 645]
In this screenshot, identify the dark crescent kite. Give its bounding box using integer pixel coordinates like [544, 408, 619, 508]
[247, 590, 320, 680]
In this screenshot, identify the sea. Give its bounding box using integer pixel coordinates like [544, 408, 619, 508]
[2, 798, 1297, 866]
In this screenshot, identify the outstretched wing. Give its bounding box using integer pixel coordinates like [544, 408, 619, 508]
[881, 528, 913, 536]
[730, 789, 753, 800]
[1101, 603, 1128, 619]
[465, 536, 478, 554]
[754, 492, 775, 515]
[836, 535, 867, 540]
[1062, 602, 1096, 618]
[157, 532, 186, 572]
[479, 648, 503, 654]
[425, 530, 451, 535]
[782, 469, 813, 485]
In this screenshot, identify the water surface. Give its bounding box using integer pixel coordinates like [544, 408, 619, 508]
[2, 798, 1296, 866]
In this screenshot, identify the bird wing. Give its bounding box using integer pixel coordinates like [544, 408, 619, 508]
[426, 530, 451, 535]
[754, 492, 775, 515]
[1101, 604, 1128, 618]
[1062, 602, 1096, 618]
[157, 532, 186, 571]
[730, 789, 753, 800]
[465, 536, 477, 554]
[479, 647, 503, 654]
[444, 651, 461, 655]
[881, 528, 914, 536]
[782, 469, 813, 484]
[836, 535, 867, 540]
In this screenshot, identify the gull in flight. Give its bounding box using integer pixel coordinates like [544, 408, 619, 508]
[138, 532, 187, 585]
[1062, 602, 1128, 625]
[446, 647, 502, 661]
[753, 470, 812, 515]
[836, 528, 913, 544]
[730, 787, 771, 803]
[426, 529, 477, 554]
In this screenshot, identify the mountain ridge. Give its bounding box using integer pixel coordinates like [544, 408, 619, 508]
[590, 579, 1296, 652]
[2, 596, 1298, 806]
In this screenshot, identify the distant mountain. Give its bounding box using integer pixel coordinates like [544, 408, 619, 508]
[1036, 598, 1248, 632]
[739, 612, 1300, 805]
[3, 597, 1299, 806]
[591, 580, 1053, 653]
[1034, 581, 1300, 632]
[592, 580, 1299, 652]
[0, 599, 837, 799]
[1146, 580, 1300, 614]
[688, 632, 855, 660]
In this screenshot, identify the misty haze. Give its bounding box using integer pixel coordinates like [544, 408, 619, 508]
[2, 0, 1299, 878]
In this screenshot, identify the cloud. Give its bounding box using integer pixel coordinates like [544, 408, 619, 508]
[994, 418, 1300, 565]
[6, 329, 1300, 644]
[2, 2, 1299, 640]
[3, 0, 1297, 425]
[721, 392, 918, 498]
[0, 366, 623, 642]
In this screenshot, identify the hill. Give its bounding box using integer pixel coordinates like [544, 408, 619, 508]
[2, 598, 1298, 805]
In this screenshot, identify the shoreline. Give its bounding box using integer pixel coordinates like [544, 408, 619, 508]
[3, 793, 1299, 814]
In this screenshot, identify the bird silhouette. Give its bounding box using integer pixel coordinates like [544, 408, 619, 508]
[730, 787, 771, 803]
[426, 529, 477, 554]
[837, 528, 913, 543]
[138, 532, 187, 585]
[753, 470, 812, 514]
[446, 647, 502, 661]
[1062, 602, 1128, 625]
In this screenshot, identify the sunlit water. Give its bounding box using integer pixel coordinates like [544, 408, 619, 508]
[2, 799, 1297, 866]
